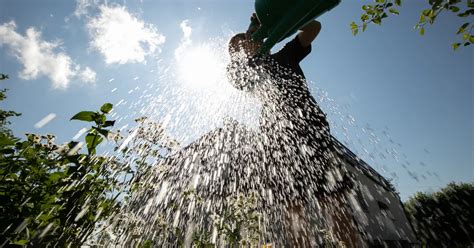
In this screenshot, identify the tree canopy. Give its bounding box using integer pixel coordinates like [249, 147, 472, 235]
[404, 182, 474, 247]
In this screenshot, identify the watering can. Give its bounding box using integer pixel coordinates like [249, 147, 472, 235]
[252, 0, 341, 55]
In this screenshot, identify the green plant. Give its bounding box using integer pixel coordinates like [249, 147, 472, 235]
[0, 74, 21, 139]
[211, 193, 262, 247]
[0, 75, 128, 246]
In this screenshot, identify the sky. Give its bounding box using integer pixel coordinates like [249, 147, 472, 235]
[0, 0, 472, 200]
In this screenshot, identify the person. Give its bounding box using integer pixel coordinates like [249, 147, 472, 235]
[227, 14, 337, 246]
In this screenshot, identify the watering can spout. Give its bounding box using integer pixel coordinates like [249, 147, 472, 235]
[252, 0, 340, 55]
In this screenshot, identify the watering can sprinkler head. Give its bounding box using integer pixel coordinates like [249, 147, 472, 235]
[228, 33, 264, 60]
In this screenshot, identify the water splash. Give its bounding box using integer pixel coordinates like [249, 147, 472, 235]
[21, 33, 435, 247]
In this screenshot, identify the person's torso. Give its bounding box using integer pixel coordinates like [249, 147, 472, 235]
[259, 54, 329, 141]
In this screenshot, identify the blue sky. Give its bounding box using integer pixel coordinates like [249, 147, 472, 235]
[0, 0, 472, 200]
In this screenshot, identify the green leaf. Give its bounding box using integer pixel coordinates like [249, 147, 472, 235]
[12, 240, 29, 245]
[389, 8, 399, 15]
[456, 23, 469, 34]
[350, 21, 358, 29]
[452, 42, 460, 50]
[67, 141, 80, 149]
[372, 17, 382, 25]
[428, 10, 435, 18]
[100, 103, 113, 114]
[449, 6, 460, 12]
[362, 23, 368, 32]
[0, 134, 17, 146]
[0, 148, 15, 154]
[85, 133, 104, 154]
[470, 35, 474, 43]
[428, 15, 436, 24]
[48, 172, 64, 183]
[352, 27, 359, 35]
[0, 74, 9, 80]
[395, 0, 402, 6]
[95, 128, 109, 138]
[103, 120, 115, 128]
[7, 173, 18, 180]
[94, 114, 106, 125]
[468, 0, 474, 8]
[350, 22, 359, 35]
[419, 14, 426, 23]
[71, 111, 97, 122]
[420, 27, 425, 35]
[457, 11, 470, 17]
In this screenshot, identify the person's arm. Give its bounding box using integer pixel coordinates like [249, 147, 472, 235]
[297, 20, 322, 48]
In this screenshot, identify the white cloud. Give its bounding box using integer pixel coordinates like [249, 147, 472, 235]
[87, 5, 166, 64]
[74, 0, 94, 18]
[0, 21, 96, 89]
[174, 20, 192, 59]
[79, 66, 97, 83]
[180, 20, 192, 40]
[73, 0, 104, 19]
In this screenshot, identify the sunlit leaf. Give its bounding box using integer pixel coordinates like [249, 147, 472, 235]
[71, 111, 97, 122]
[389, 8, 399, 15]
[452, 42, 461, 50]
[457, 23, 469, 34]
[85, 133, 104, 154]
[449, 6, 460, 12]
[420, 27, 425, 35]
[100, 103, 113, 114]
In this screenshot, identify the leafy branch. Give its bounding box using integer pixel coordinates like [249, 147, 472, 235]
[352, 0, 474, 50]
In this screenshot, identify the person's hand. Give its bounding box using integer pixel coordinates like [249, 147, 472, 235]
[250, 13, 260, 26]
[246, 13, 261, 37]
[297, 19, 321, 47]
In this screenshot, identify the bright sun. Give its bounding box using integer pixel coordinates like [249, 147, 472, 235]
[176, 43, 227, 89]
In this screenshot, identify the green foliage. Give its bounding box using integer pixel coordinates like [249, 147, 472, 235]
[100, 103, 113, 114]
[210, 193, 262, 247]
[70, 103, 117, 155]
[71, 111, 97, 122]
[404, 182, 474, 247]
[0, 75, 127, 246]
[354, 0, 473, 50]
[0, 74, 21, 138]
[0, 73, 9, 80]
[0, 74, 263, 247]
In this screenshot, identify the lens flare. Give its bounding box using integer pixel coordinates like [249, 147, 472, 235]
[176, 42, 227, 90]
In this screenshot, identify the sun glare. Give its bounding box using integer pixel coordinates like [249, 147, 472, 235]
[176, 43, 227, 89]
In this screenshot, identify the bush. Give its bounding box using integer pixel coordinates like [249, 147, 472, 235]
[0, 75, 127, 246]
